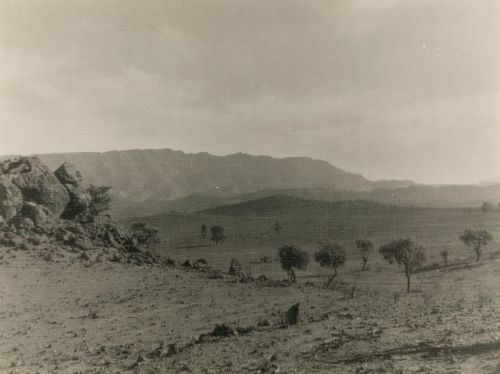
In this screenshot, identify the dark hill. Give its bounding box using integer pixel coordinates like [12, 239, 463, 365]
[200, 195, 404, 217]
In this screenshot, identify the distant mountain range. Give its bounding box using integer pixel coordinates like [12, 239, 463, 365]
[34, 149, 397, 199]
[1, 148, 498, 216]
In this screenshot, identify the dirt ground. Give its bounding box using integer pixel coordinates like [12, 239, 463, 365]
[1, 245, 500, 374]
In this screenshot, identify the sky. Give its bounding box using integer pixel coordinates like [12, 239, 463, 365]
[0, 0, 499, 184]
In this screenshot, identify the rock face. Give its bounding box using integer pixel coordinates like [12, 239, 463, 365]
[54, 162, 90, 219]
[2, 157, 69, 217]
[0, 174, 23, 222]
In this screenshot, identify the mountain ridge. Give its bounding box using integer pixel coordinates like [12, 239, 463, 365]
[21, 148, 417, 198]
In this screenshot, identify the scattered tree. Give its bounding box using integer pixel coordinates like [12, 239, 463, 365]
[440, 250, 448, 266]
[355, 239, 374, 271]
[200, 224, 207, 239]
[459, 229, 493, 262]
[379, 237, 426, 293]
[273, 221, 282, 235]
[481, 202, 496, 213]
[314, 241, 346, 285]
[87, 185, 112, 216]
[210, 225, 226, 245]
[129, 221, 160, 246]
[278, 245, 309, 282]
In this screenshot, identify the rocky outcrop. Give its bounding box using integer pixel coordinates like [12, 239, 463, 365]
[54, 162, 90, 219]
[0, 156, 159, 266]
[2, 157, 69, 217]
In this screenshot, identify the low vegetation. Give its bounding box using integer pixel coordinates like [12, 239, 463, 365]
[87, 185, 112, 217]
[440, 250, 449, 266]
[129, 221, 160, 246]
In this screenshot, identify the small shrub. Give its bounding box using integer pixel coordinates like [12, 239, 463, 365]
[259, 255, 270, 263]
[129, 221, 160, 246]
[200, 225, 207, 239]
[440, 250, 448, 266]
[393, 291, 400, 304]
[228, 258, 242, 276]
[477, 293, 493, 308]
[87, 185, 112, 216]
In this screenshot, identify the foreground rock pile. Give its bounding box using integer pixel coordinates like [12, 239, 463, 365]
[0, 156, 155, 265]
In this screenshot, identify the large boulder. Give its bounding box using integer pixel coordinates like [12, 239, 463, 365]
[0, 174, 23, 222]
[20, 202, 52, 230]
[54, 162, 90, 219]
[2, 157, 69, 217]
[54, 162, 83, 186]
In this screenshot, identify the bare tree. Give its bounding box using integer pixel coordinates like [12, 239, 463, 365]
[355, 239, 374, 271]
[314, 241, 346, 285]
[379, 237, 426, 293]
[460, 229, 493, 262]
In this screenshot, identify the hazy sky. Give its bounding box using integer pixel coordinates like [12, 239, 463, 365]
[0, 0, 499, 184]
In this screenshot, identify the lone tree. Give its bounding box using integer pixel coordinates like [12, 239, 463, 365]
[200, 224, 207, 239]
[314, 242, 346, 285]
[210, 225, 226, 245]
[440, 250, 448, 266]
[459, 229, 493, 262]
[87, 185, 112, 216]
[129, 221, 160, 246]
[278, 245, 309, 282]
[355, 239, 374, 271]
[379, 237, 426, 293]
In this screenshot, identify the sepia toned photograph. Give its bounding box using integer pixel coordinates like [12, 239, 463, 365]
[0, 1, 499, 373]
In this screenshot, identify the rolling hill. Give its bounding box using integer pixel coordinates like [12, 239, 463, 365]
[200, 195, 405, 217]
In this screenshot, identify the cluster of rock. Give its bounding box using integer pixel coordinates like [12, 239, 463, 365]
[0, 156, 155, 265]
